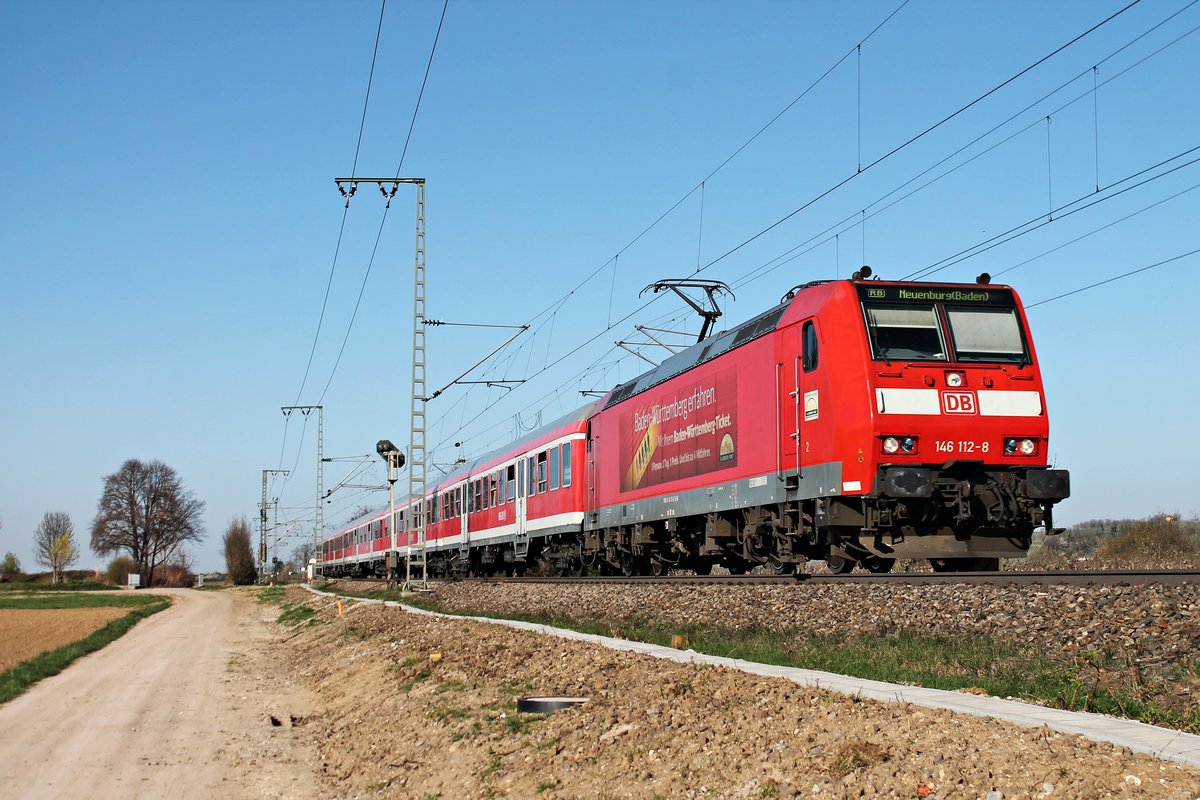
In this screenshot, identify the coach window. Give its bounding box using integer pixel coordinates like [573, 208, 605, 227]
[537, 451, 548, 493]
[506, 465, 516, 502]
[528, 458, 537, 495]
[497, 469, 506, 505]
[803, 320, 818, 372]
[550, 446, 560, 491]
[517, 458, 525, 497]
[562, 442, 572, 487]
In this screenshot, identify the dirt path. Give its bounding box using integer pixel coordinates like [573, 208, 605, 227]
[0, 588, 318, 800]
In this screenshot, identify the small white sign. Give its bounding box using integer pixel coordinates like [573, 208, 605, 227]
[803, 390, 819, 421]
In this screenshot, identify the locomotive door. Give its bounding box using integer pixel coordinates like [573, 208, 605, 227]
[778, 319, 829, 489]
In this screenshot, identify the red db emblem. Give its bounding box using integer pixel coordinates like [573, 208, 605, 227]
[941, 391, 977, 415]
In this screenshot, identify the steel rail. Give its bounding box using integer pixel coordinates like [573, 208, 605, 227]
[455, 570, 1200, 587]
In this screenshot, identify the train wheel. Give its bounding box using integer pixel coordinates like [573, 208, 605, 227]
[826, 555, 855, 574]
[862, 557, 895, 574]
[692, 562, 713, 576]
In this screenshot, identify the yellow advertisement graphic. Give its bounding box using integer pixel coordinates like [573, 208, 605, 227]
[624, 415, 659, 491]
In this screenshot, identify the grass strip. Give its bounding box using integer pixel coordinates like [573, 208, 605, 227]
[0, 597, 170, 705]
[0, 593, 165, 610]
[0, 581, 112, 593]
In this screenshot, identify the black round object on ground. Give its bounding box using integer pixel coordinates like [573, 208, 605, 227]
[516, 696, 589, 713]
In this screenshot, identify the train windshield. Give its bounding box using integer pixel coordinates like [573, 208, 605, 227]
[945, 307, 1025, 362]
[860, 286, 1029, 364]
[864, 305, 946, 360]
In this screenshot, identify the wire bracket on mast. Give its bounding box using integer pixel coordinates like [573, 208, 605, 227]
[640, 279, 734, 342]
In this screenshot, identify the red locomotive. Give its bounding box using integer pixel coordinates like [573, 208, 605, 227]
[320, 273, 1069, 576]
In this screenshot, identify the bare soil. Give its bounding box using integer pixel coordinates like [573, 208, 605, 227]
[0, 608, 129, 671]
[285, 589, 1200, 799]
[0, 588, 319, 800]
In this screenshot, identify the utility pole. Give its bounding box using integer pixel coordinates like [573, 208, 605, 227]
[336, 176, 428, 589]
[281, 405, 323, 578]
[260, 469, 289, 580]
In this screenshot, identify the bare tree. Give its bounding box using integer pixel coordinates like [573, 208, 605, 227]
[35, 511, 79, 583]
[291, 541, 315, 568]
[223, 516, 257, 585]
[91, 459, 206, 587]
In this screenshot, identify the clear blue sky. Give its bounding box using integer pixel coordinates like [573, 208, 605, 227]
[2, 0, 1197, 573]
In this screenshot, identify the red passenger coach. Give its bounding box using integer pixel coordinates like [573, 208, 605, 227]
[320, 274, 1069, 578]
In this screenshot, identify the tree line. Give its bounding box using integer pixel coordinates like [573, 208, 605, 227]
[2, 458, 308, 587]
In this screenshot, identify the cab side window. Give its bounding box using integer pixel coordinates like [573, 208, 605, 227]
[803, 320, 818, 372]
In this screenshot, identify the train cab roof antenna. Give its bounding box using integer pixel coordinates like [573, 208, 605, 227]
[851, 265, 873, 281]
[640, 279, 734, 343]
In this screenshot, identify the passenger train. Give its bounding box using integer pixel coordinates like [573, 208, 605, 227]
[319, 274, 1069, 577]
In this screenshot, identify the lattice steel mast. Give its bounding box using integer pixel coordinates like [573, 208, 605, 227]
[335, 177, 428, 589]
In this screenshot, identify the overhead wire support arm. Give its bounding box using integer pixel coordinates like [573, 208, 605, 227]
[615, 341, 661, 366]
[334, 177, 425, 209]
[426, 324, 530, 400]
[635, 325, 687, 354]
[640, 279, 734, 342]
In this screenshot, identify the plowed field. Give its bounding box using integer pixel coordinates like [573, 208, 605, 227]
[0, 608, 129, 671]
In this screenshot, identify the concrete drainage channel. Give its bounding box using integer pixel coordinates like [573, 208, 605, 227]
[301, 584, 1200, 768]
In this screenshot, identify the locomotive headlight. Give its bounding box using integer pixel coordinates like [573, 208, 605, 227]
[882, 436, 900, 454]
[1004, 437, 1038, 456]
[900, 436, 917, 453]
[945, 371, 965, 387]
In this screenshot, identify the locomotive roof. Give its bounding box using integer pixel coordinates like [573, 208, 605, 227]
[603, 300, 790, 410]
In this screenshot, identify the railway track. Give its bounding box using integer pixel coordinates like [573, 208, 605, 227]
[324, 569, 1200, 588]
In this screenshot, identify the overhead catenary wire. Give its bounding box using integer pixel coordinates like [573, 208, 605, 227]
[729, 11, 1200, 293]
[273, 0, 389, 503]
[416, 1, 917, 454]
[314, 0, 450, 406]
[691, 0, 1146, 278]
[1026, 248, 1200, 308]
[506, 0, 915, 340]
[274, 0, 448, 515]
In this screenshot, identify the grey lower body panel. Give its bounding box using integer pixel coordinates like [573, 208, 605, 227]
[586, 462, 842, 532]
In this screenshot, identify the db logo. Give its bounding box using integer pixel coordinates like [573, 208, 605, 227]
[941, 391, 977, 415]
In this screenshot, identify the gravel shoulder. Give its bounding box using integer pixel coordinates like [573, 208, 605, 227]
[0, 588, 319, 800]
[285, 587, 1200, 799]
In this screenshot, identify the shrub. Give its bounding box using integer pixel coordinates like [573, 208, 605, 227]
[105, 555, 140, 585]
[153, 563, 196, 587]
[0, 552, 22, 583]
[1096, 514, 1200, 563]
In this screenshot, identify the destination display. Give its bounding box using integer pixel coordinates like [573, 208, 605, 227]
[856, 284, 1016, 306]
